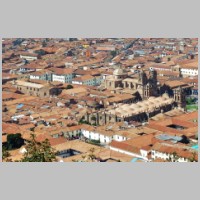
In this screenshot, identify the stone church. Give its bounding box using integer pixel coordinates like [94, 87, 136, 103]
[104, 66, 158, 100]
[84, 94, 177, 126]
[83, 66, 190, 125]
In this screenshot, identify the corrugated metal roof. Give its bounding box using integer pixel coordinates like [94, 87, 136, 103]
[156, 134, 182, 141]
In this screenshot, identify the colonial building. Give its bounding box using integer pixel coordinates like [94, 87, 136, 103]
[51, 68, 75, 83]
[84, 94, 176, 125]
[159, 80, 192, 110]
[14, 80, 61, 98]
[173, 86, 186, 108]
[29, 71, 51, 81]
[151, 142, 198, 162]
[104, 66, 158, 100]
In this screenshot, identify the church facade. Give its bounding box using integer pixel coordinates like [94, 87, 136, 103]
[84, 94, 177, 126]
[83, 66, 190, 126]
[104, 67, 158, 100]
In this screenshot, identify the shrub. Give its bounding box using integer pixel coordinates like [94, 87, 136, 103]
[7, 133, 24, 150]
[66, 85, 73, 90]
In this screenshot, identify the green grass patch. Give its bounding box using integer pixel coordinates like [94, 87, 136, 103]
[186, 104, 198, 111]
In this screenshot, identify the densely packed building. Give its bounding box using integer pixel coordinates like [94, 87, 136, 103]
[2, 38, 198, 162]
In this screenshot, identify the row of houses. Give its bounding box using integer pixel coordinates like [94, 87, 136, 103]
[29, 68, 103, 86]
[46, 122, 197, 162]
[49, 123, 130, 144]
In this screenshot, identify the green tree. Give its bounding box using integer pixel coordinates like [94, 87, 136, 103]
[186, 97, 195, 105]
[88, 147, 96, 160]
[66, 85, 73, 90]
[20, 134, 57, 162]
[7, 133, 24, 150]
[2, 145, 10, 160]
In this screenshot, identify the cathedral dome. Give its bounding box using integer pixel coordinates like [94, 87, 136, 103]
[113, 68, 126, 76]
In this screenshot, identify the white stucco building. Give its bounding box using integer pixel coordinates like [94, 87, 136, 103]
[20, 53, 38, 61]
[151, 149, 189, 162]
[52, 74, 66, 83]
[109, 144, 150, 161]
[180, 67, 198, 77]
[151, 142, 197, 162]
[51, 68, 75, 83]
[81, 125, 127, 145]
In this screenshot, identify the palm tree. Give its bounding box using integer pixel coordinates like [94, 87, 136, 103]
[88, 148, 96, 161]
[81, 155, 86, 161]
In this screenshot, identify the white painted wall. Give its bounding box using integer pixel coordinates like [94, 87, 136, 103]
[113, 135, 126, 142]
[140, 149, 148, 158]
[152, 67, 171, 71]
[110, 146, 149, 161]
[82, 129, 129, 144]
[99, 135, 112, 144]
[82, 129, 99, 140]
[180, 68, 198, 76]
[52, 74, 65, 83]
[72, 80, 83, 85]
[30, 75, 40, 80]
[151, 150, 189, 162]
[20, 55, 37, 61]
[81, 129, 112, 144]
